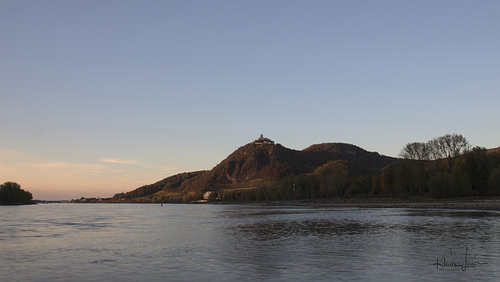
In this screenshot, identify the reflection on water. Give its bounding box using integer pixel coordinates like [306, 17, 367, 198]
[1, 204, 500, 281]
[236, 218, 370, 239]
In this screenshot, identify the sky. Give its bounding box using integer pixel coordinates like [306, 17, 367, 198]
[1, 0, 499, 200]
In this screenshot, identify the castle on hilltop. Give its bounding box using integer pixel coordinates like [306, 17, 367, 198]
[254, 134, 274, 145]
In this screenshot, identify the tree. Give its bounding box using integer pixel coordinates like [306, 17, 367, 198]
[488, 167, 500, 195]
[428, 172, 458, 198]
[463, 147, 495, 195]
[346, 175, 372, 197]
[0, 182, 33, 204]
[381, 164, 396, 195]
[293, 174, 320, 200]
[393, 134, 472, 198]
[315, 160, 349, 198]
[399, 142, 430, 160]
[399, 144, 430, 195]
[427, 133, 470, 160]
[371, 175, 381, 195]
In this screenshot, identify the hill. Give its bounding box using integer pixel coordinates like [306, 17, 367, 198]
[181, 142, 312, 192]
[302, 142, 396, 176]
[112, 171, 205, 201]
[114, 136, 396, 200]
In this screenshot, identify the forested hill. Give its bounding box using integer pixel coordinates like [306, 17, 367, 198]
[302, 143, 396, 176]
[113, 137, 396, 201]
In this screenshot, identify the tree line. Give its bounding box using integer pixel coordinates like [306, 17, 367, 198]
[382, 134, 500, 198]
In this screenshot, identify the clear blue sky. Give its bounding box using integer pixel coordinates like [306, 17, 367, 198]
[1, 0, 499, 200]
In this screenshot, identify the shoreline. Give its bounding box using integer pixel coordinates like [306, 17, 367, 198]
[0, 202, 36, 205]
[56, 197, 500, 211]
[268, 197, 500, 211]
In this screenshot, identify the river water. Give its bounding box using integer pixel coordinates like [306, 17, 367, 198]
[1, 203, 499, 281]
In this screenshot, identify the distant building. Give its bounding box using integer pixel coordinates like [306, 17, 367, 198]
[203, 191, 212, 200]
[254, 134, 275, 145]
[202, 191, 221, 201]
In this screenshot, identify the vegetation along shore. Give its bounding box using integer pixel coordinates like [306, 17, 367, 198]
[96, 133, 500, 205]
[270, 197, 500, 211]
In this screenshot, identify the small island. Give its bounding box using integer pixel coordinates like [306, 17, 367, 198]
[0, 181, 34, 205]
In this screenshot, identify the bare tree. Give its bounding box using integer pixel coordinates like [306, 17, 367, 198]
[428, 133, 470, 160]
[399, 142, 430, 160]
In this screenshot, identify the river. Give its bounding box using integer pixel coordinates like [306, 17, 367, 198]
[1, 203, 499, 281]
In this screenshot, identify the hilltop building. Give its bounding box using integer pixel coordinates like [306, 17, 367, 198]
[254, 134, 274, 145]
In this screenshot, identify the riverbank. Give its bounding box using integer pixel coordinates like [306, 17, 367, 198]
[0, 202, 36, 205]
[270, 197, 500, 211]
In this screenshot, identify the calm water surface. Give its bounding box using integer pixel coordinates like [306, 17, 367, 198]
[1, 203, 500, 281]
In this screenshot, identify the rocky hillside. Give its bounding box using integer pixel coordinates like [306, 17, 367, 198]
[182, 142, 314, 192]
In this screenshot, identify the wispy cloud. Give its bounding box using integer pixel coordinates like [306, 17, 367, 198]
[36, 162, 107, 173]
[100, 158, 141, 165]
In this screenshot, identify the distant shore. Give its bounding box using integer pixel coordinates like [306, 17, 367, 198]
[0, 202, 36, 205]
[270, 197, 500, 211]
